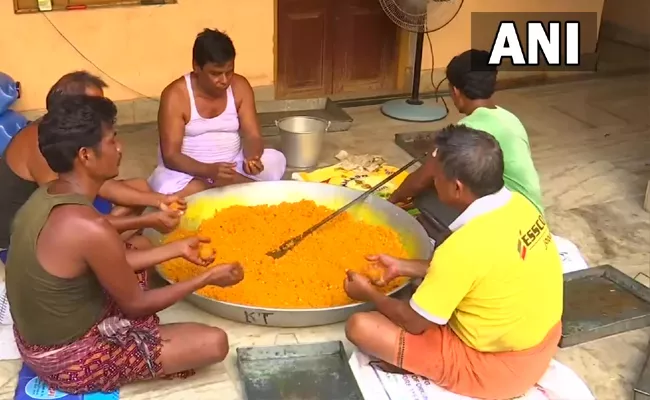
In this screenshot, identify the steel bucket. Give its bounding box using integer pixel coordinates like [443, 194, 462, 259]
[276, 116, 330, 169]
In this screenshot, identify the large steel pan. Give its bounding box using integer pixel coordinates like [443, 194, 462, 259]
[144, 181, 432, 328]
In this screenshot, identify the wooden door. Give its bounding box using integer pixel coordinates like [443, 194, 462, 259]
[331, 0, 399, 95]
[276, 0, 333, 98]
[276, 0, 399, 99]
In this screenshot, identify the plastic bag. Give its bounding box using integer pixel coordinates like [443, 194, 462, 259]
[553, 235, 590, 274]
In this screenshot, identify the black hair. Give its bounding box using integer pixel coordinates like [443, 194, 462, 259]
[45, 71, 108, 111]
[446, 49, 497, 100]
[433, 124, 504, 197]
[192, 29, 236, 68]
[39, 95, 117, 174]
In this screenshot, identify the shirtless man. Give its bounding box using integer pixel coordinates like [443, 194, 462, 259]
[149, 29, 286, 197]
[0, 71, 184, 261]
[7, 95, 244, 394]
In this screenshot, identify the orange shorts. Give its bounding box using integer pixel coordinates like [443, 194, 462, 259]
[393, 322, 562, 399]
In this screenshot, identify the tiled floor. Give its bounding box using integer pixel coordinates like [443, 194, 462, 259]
[1, 73, 649, 399]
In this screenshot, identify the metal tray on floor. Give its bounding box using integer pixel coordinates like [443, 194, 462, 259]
[237, 341, 363, 400]
[560, 265, 650, 348]
[634, 338, 650, 400]
[394, 130, 439, 159]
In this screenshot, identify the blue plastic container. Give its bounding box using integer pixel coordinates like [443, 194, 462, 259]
[0, 72, 19, 115]
[0, 109, 28, 154]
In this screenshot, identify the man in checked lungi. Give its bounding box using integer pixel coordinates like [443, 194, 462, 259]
[5, 94, 244, 394]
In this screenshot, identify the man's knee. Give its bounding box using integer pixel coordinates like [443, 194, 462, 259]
[207, 327, 229, 362]
[261, 149, 287, 180]
[345, 312, 375, 345]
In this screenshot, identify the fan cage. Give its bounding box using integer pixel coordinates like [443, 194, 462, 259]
[379, 0, 461, 33]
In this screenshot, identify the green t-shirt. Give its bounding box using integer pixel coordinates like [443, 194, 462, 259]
[459, 106, 544, 214]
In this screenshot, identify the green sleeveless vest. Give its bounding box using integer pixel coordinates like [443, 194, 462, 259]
[6, 185, 107, 346]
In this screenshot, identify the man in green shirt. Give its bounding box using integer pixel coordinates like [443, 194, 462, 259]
[390, 49, 544, 215]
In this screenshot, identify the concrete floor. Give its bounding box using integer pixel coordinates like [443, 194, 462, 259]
[1, 73, 649, 399]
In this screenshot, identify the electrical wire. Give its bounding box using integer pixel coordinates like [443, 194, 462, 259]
[41, 12, 160, 102]
[42, 0, 463, 110]
[425, 30, 449, 114]
[422, 0, 465, 115]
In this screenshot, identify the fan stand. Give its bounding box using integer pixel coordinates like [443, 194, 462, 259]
[381, 32, 448, 122]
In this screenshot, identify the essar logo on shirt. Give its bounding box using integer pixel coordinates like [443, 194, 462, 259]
[517, 234, 528, 260]
[517, 215, 549, 259]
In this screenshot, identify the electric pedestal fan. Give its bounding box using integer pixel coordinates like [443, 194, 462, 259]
[379, 0, 463, 122]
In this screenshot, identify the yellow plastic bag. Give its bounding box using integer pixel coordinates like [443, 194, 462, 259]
[292, 164, 408, 199]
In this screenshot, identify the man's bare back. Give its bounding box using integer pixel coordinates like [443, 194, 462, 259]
[0, 73, 190, 245]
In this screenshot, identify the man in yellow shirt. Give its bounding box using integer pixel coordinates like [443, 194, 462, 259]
[344, 124, 563, 400]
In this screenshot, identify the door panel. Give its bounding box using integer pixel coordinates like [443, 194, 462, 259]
[331, 0, 399, 95]
[276, 0, 399, 99]
[276, 0, 332, 98]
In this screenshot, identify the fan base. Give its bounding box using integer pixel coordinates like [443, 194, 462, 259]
[381, 99, 447, 122]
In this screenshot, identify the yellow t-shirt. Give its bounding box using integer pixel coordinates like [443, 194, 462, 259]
[410, 192, 563, 352]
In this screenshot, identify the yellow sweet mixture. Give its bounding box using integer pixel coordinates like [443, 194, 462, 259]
[160, 200, 408, 309]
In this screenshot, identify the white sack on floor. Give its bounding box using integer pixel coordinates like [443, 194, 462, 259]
[349, 351, 594, 400]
